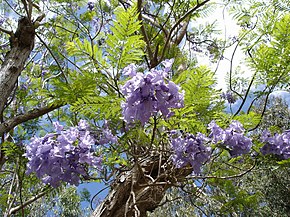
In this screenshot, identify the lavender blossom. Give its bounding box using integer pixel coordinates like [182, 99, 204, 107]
[260, 130, 290, 159]
[121, 60, 184, 125]
[24, 120, 102, 187]
[0, 16, 5, 26]
[87, 2, 94, 11]
[99, 128, 118, 145]
[208, 120, 252, 157]
[170, 131, 211, 174]
[221, 91, 236, 104]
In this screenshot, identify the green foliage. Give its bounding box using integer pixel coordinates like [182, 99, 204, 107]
[254, 13, 290, 86]
[79, 188, 91, 203]
[71, 94, 122, 120]
[107, 4, 145, 69]
[233, 111, 261, 130]
[56, 187, 82, 217]
[169, 66, 224, 133]
[26, 186, 90, 217]
[1, 141, 22, 160]
[51, 70, 98, 104]
[66, 38, 103, 69]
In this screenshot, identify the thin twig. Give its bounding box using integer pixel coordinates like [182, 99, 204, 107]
[8, 187, 52, 216]
[35, 33, 68, 84]
[160, 0, 211, 63]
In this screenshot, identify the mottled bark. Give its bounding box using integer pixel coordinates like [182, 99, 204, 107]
[0, 16, 36, 170]
[92, 157, 192, 217]
[0, 17, 35, 117]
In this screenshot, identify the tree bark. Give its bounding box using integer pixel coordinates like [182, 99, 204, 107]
[92, 157, 192, 217]
[0, 16, 35, 169]
[0, 16, 35, 117]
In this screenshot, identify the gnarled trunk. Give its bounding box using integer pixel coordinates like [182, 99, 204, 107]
[92, 157, 192, 217]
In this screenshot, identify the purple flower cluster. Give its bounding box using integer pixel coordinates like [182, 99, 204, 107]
[260, 130, 290, 159]
[170, 121, 252, 172]
[221, 91, 236, 104]
[208, 120, 252, 157]
[87, 1, 94, 11]
[98, 122, 118, 145]
[170, 131, 211, 174]
[121, 60, 184, 125]
[24, 120, 102, 187]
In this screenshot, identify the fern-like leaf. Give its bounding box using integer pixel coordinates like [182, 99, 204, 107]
[107, 4, 146, 69]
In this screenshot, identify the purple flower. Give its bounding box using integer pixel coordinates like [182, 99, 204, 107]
[260, 130, 290, 159]
[24, 121, 102, 187]
[162, 59, 174, 73]
[0, 16, 5, 26]
[53, 121, 64, 134]
[123, 64, 137, 77]
[208, 120, 252, 157]
[170, 131, 211, 174]
[87, 2, 94, 11]
[221, 91, 236, 104]
[78, 119, 90, 130]
[41, 70, 48, 77]
[99, 126, 118, 145]
[208, 121, 226, 143]
[121, 64, 184, 125]
[91, 18, 100, 32]
[20, 83, 28, 90]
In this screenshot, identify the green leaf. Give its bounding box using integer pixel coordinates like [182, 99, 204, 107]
[106, 4, 145, 69]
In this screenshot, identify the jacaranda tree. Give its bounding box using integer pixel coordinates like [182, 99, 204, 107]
[0, 0, 289, 216]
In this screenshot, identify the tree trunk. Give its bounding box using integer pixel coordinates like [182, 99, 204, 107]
[0, 16, 35, 168]
[92, 157, 192, 217]
[0, 17, 35, 117]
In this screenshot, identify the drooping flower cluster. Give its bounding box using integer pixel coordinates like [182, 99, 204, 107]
[170, 121, 253, 173]
[170, 131, 211, 174]
[121, 60, 184, 125]
[260, 130, 290, 160]
[208, 120, 252, 157]
[24, 120, 102, 187]
[221, 91, 236, 104]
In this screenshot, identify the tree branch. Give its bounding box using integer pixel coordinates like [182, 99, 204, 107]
[92, 157, 192, 217]
[0, 27, 13, 35]
[190, 161, 256, 180]
[0, 104, 62, 136]
[159, 0, 210, 63]
[0, 16, 35, 117]
[8, 187, 51, 216]
[173, 18, 190, 45]
[137, 0, 154, 68]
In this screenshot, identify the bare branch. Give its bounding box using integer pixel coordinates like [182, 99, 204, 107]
[0, 104, 62, 136]
[20, 0, 31, 20]
[35, 33, 68, 84]
[137, 0, 154, 68]
[8, 187, 52, 216]
[160, 0, 211, 63]
[173, 18, 190, 45]
[228, 41, 243, 100]
[0, 27, 13, 35]
[142, 14, 169, 37]
[189, 161, 256, 180]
